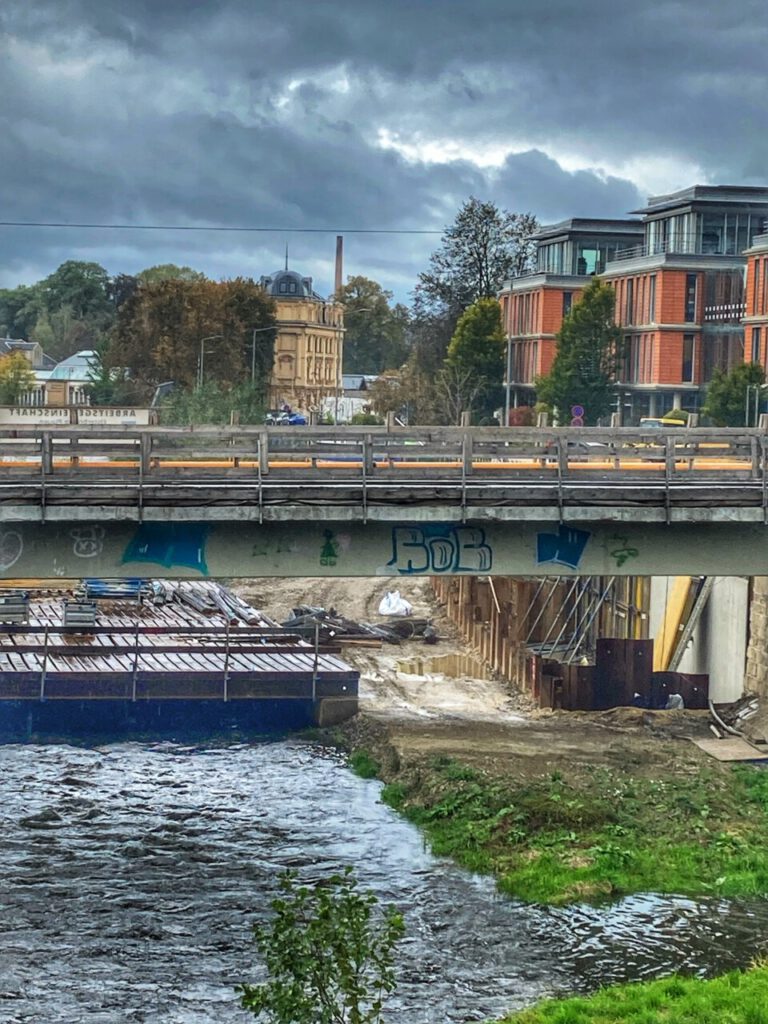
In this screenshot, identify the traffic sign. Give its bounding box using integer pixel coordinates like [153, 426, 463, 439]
[570, 404, 585, 418]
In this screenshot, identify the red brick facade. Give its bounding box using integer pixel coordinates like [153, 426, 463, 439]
[502, 282, 584, 383]
[501, 192, 768, 420]
[745, 235, 768, 365]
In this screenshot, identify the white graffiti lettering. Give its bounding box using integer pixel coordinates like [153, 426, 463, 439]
[70, 526, 105, 558]
[0, 530, 23, 572]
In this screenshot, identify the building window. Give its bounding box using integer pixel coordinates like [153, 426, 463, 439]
[682, 334, 695, 383]
[562, 291, 573, 318]
[644, 334, 653, 382]
[625, 279, 634, 325]
[752, 327, 762, 364]
[648, 275, 656, 322]
[685, 274, 698, 322]
[755, 260, 762, 316]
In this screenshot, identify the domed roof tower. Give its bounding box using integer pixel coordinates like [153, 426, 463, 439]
[259, 268, 322, 300]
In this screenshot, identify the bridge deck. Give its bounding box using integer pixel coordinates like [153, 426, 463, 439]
[0, 425, 766, 523]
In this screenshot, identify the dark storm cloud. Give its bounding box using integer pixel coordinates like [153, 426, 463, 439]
[1, 0, 765, 294]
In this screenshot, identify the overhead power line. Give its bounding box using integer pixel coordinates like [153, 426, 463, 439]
[0, 220, 443, 235]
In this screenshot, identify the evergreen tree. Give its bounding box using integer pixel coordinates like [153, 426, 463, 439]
[536, 279, 622, 425]
[444, 297, 505, 421]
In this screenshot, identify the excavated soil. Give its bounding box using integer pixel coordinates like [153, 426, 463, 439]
[235, 576, 713, 787]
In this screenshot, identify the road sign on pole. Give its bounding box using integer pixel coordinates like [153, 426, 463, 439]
[570, 404, 585, 427]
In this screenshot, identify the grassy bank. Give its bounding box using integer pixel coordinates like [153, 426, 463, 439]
[498, 965, 768, 1023]
[354, 750, 768, 904]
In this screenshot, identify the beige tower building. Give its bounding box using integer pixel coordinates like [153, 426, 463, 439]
[259, 268, 344, 412]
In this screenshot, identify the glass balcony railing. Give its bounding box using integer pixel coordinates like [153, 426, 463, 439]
[610, 236, 751, 262]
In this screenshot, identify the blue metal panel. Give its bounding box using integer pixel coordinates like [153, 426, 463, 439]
[0, 698, 320, 743]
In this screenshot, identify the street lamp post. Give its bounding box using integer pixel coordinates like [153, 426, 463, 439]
[504, 335, 512, 426]
[745, 384, 767, 427]
[197, 335, 224, 389]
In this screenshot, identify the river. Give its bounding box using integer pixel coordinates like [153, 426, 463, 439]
[1, 740, 767, 1023]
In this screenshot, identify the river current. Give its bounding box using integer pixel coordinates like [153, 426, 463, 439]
[1, 740, 767, 1023]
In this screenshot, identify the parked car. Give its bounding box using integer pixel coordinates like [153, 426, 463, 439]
[264, 411, 307, 426]
[638, 416, 687, 430]
[635, 416, 692, 460]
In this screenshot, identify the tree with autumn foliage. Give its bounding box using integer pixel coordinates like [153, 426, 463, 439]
[0, 351, 36, 405]
[111, 277, 276, 399]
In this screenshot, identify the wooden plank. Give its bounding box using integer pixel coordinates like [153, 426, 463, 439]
[692, 737, 768, 762]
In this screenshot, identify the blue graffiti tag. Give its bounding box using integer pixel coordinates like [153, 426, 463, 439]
[387, 526, 492, 575]
[122, 524, 209, 575]
[536, 525, 591, 570]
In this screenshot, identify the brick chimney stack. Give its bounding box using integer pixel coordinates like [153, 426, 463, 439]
[334, 235, 343, 297]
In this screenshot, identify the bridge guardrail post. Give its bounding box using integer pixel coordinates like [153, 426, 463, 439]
[40, 432, 52, 519]
[257, 432, 266, 524]
[362, 434, 372, 523]
[461, 431, 472, 521]
[40, 432, 53, 476]
[139, 434, 151, 477]
[258, 431, 269, 477]
[139, 434, 151, 521]
[664, 435, 674, 524]
[363, 434, 374, 476]
[556, 438, 567, 521]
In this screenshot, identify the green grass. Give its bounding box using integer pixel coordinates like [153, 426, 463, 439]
[378, 759, 768, 904]
[348, 748, 381, 779]
[498, 966, 768, 1023]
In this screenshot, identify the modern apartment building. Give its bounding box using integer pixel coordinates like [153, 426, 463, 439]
[501, 186, 768, 422]
[745, 232, 768, 368]
[602, 186, 768, 420]
[500, 219, 643, 410]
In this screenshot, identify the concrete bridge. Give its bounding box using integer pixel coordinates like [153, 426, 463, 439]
[0, 424, 766, 578]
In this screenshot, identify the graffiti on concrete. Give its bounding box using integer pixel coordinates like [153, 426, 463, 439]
[70, 525, 105, 559]
[0, 530, 23, 572]
[606, 534, 640, 568]
[536, 524, 591, 570]
[386, 526, 492, 575]
[320, 529, 339, 567]
[122, 524, 209, 575]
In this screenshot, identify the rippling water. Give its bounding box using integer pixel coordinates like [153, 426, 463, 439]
[1, 741, 768, 1023]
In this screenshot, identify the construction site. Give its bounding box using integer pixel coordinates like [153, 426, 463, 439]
[0, 568, 763, 752]
[0, 580, 359, 742]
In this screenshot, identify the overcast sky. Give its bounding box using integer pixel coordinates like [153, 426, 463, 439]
[2, 0, 767, 300]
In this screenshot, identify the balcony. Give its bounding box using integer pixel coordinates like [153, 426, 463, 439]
[703, 302, 746, 323]
[609, 235, 754, 262]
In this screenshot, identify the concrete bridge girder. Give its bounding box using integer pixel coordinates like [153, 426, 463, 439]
[0, 520, 766, 579]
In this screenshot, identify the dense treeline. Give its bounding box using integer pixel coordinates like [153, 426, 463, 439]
[0, 197, 539, 423]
